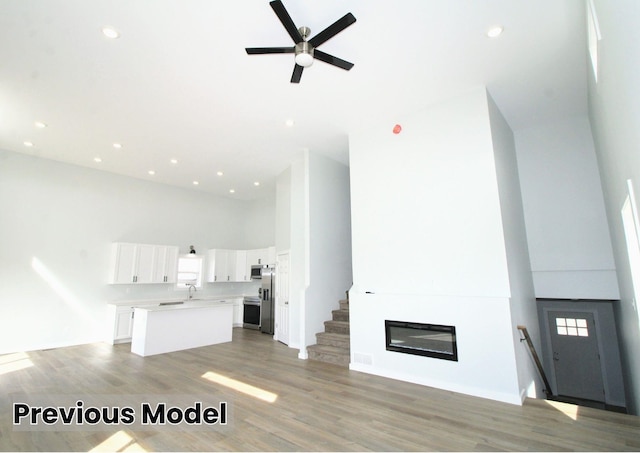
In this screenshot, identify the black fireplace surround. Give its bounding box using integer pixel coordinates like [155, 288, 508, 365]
[385, 320, 458, 361]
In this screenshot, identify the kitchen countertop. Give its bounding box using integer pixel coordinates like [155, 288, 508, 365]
[107, 294, 246, 307]
[134, 299, 234, 313]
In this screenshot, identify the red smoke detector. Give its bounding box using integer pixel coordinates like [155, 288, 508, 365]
[393, 124, 402, 134]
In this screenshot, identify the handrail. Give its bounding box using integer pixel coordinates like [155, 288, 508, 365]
[517, 325, 553, 397]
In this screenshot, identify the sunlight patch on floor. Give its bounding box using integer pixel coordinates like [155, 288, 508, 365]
[89, 430, 146, 452]
[0, 351, 33, 376]
[543, 399, 579, 420]
[202, 371, 278, 403]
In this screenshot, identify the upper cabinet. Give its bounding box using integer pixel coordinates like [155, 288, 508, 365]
[110, 243, 179, 284]
[155, 245, 179, 283]
[246, 247, 276, 266]
[207, 246, 275, 283]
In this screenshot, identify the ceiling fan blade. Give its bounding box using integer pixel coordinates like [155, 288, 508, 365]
[308, 13, 356, 48]
[313, 50, 354, 71]
[270, 0, 303, 44]
[291, 64, 304, 83]
[245, 47, 294, 54]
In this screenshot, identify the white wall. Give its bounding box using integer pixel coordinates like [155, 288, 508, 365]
[242, 194, 276, 250]
[587, 0, 640, 414]
[487, 93, 540, 400]
[0, 150, 271, 354]
[348, 87, 523, 404]
[514, 116, 618, 299]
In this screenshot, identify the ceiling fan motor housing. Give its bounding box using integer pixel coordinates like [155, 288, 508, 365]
[294, 41, 314, 67]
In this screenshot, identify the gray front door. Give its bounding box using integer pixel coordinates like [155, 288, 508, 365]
[548, 311, 605, 402]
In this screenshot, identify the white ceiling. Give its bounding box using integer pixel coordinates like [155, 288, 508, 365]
[0, 0, 587, 200]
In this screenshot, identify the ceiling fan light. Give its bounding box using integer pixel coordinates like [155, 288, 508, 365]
[295, 51, 314, 68]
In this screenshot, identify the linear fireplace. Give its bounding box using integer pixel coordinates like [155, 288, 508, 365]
[385, 320, 458, 361]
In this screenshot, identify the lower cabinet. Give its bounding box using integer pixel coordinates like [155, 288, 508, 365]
[107, 305, 135, 344]
[231, 297, 244, 327]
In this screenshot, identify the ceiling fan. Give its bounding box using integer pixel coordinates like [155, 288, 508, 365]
[245, 0, 356, 83]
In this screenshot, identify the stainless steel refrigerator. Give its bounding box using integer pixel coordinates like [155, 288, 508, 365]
[259, 266, 275, 334]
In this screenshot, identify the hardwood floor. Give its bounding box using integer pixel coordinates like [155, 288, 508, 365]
[1, 328, 639, 451]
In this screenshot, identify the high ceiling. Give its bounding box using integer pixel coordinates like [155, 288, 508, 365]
[0, 0, 587, 200]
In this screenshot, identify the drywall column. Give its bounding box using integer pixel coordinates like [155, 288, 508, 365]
[348, 87, 531, 404]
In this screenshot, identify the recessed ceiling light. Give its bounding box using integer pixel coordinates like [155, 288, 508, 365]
[34, 121, 47, 128]
[113, 143, 122, 149]
[217, 171, 224, 176]
[229, 189, 235, 194]
[23, 141, 33, 147]
[170, 159, 178, 164]
[193, 181, 199, 185]
[102, 27, 120, 39]
[148, 170, 155, 175]
[94, 157, 102, 163]
[254, 181, 260, 186]
[285, 119, 295, 127]
[487, 26, 504, 38]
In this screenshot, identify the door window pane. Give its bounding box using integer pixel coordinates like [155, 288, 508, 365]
[556, 317, 589, 337]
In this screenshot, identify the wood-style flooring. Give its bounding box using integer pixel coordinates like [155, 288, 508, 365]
[1, 328, 639, 451]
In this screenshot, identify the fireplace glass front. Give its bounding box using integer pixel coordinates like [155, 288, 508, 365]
[385, 320, 458, 361]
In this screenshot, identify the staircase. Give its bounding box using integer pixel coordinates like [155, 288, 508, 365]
[307, 298, 350, 366]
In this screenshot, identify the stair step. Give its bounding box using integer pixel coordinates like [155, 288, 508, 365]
[308, 344, 350, 366]
[316, 332, 350, 349]
[339, 299, 349, 311]
[332, 309, 349, 322]
[324, 320, 350, 335]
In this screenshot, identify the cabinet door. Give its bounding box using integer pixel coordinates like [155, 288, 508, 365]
[206, 249, 217, 282]
[163, 246, 179, 283]
[112, 243, 138, 283]
[214, 249, 230, 282]
[226, 251, 237, 282]
[114, 308, 134, 341]
[155, 246, 179, 283]
[232, 298, 243, 326]
[234, 250, 248, 281]
[135, 244, 157, 283]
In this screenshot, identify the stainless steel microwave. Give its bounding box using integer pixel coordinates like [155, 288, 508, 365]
[250, 265, 263, 280]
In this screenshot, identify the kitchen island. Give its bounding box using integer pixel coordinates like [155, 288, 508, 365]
[130, 300, 233, 357]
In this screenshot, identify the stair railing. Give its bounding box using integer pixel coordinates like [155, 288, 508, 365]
[517, 325, 553, 397]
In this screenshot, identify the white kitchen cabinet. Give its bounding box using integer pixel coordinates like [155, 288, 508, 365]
[207, 249, 250, 282]
[107, 304, 135, 344]
[207, 249, 232, 282]
[110, 243, 155, 284]
[110, 243, 179, 284]
[230, 297, 244, 326]
[155, 245, 179, 283]
[208, 246, 276, 284]
[234, 250, 248, 282]
[246, 247, 275, 266]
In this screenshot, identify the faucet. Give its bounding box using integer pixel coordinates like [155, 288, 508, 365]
[188, 284, 197, 300]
